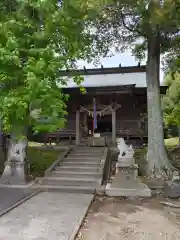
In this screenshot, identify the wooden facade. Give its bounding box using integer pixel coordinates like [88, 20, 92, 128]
[49, 65, 167, 145]
[62, 86, 148, 142]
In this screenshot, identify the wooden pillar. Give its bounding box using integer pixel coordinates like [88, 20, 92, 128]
[83, 112, 88, 134]
[112, 107, 116, 145]
[76, 108, 80, 145]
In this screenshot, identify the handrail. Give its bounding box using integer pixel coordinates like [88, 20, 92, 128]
[98, 148, 111, 186]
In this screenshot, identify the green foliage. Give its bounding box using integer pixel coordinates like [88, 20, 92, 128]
[86, 0, 180, 170]
[87, 0, 180, 63]
[0, 0, 100, 136]
[165, 137, 179, 149]
[163, 72, 180, 126]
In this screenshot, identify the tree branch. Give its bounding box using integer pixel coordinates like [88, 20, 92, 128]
[120, 12, 141, 35]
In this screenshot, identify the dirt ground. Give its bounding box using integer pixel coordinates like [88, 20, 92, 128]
[76, 196, 180, 240]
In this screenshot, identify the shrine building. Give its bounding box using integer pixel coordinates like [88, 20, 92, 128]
[51, 65, 167, 146]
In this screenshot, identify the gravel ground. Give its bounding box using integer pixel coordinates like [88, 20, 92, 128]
[76, 196, 180, 240]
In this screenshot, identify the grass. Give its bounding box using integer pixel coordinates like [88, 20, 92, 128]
[133, 137, 180, 173]
[28, 147, 62, 178]
[28, 142, 45, 147]
[0, 146, 63, 178]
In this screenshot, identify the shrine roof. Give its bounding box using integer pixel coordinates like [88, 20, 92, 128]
[58, 65, 166, 89]
[58, 65, 147, 88]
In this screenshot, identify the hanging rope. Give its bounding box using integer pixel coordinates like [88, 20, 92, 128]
[80, 103, 121, 116]
[80, 104, 113, 116]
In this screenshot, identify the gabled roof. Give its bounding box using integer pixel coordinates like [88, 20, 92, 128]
[59, 65, 146, 76]
[58, 65, 147, 88]
[57, 65, 166, 89]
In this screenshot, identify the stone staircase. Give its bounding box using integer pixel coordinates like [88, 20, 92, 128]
[34, 147, 105, 193]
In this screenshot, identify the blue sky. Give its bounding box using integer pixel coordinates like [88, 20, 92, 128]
[78, 50, 164, 82]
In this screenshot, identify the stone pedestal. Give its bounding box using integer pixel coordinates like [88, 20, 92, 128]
[106, 162, 151, 197]
[106, 177, 151, 197]
[0, 161, 30, 185]
[106, 139, 151, 197]
[164, 181, 180, 198]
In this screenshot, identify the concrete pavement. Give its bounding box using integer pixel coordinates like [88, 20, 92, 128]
[0, 187, 38, 216]
[0, 191, 93, 240]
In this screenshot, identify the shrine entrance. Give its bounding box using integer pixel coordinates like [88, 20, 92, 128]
[87, 115, 112, 134]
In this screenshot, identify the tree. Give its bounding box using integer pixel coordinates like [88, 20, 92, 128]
[0, 0, 99, 163]
[87, 0, 180, 178]
[163, 12, 180, 74]
[164, 38, 180, 74]
[163, 72, 180, 145]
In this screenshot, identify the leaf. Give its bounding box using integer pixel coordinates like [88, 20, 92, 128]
[0, 0, 99, 135]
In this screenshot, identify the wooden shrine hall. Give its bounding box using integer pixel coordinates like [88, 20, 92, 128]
[48, 65, 167, 146]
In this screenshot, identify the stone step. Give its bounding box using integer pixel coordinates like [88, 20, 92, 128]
[39, 177, 98, 186]
[41, 176, 98, 182]
[56, 165, 99, 172]
[62, 162, 100, 167]
[31, 184, 96, 194]
[70, 152, 103, 155]
[72, 148, 104, 152]
[65, 156, 101, 160]
[61, 162, 100, 168]
[70, 149, 103, 152]
[68, 154, 102, 158]
[64, 159, 101, 164]
[51, 170, 100, 178]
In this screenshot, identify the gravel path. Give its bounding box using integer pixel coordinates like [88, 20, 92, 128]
[77, 197, 180, 240]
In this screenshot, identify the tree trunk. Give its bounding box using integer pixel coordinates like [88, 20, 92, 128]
[146, 37, 173, 179]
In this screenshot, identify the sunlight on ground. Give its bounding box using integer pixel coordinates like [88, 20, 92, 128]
[28, 142, 45, 147]
[165, 137, 179, 148]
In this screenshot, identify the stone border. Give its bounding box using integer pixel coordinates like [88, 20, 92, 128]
[32, 145, 71, 151]
[69, 195, 95, 240]
[0, 189, 41, 218]
[96, 148, 108, 191]
[44, 147, 71, 176]
[0, 181, 37, 188]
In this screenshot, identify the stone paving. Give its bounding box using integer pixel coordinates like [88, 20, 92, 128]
[0, 191, 93, 240]
[0, 187, 38, 216]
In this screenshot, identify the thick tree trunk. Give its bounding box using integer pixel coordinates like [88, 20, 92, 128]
[146, 38, 173, 179]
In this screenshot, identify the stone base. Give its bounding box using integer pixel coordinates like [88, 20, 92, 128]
[105, 181, 151, 197]
[164, 181, 180, 198]
[87, 137, 105, 147]
[0, 161, 31, 185]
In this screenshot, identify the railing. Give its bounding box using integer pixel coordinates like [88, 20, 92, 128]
[99, 148, 112, 185]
